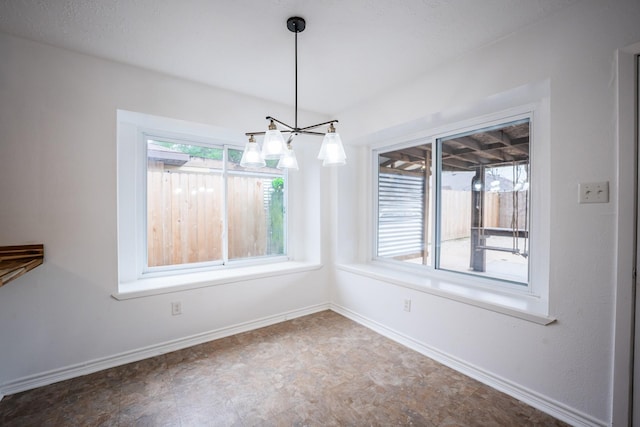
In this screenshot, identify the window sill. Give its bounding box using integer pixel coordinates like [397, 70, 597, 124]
[336, 263, 555, 325]
[113, 261, 323, 300]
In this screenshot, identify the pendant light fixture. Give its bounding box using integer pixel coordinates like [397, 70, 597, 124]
[240, 16, 346, 170]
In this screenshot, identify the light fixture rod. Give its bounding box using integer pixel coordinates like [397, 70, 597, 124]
[265, 116, 293, 130]
[246, 117, 338, 135]
[245, 129, 326, 137]
[295, 27, 298, 130]
[297, 119, 339, 132]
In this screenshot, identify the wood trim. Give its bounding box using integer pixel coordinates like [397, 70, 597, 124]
[0, 244, 44, 287]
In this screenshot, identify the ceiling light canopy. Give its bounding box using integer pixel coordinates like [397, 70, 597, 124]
[241, 17, 346, 170]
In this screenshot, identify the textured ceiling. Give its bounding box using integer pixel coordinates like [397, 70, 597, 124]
[0, 0, 577, 115]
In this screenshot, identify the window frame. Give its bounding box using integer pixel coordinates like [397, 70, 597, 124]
[142, 134, 288, 276]
[371, 104, 546, 300]
[142, 133, 225, 275]
[433, 116, 532, 286]
[118, 110, 290, 287]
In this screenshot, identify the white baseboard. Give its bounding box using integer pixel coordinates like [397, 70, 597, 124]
[330, 303, 606, 427]
[0, 303, 330, 397]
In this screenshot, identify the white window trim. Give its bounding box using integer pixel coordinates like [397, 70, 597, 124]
[114, 261, 321, 300]
[360, 81, 551, 321]
[336, 262, 554, 325]
[116, 110, 319, 299]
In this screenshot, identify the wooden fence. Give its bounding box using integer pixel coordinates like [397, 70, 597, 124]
[439, 191, 526, 240]
[433, 191, 501, 241]
[147, 169, 272, 267]
[147, 167, 527, 266]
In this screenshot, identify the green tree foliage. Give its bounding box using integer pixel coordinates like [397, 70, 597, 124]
[154, 141, 243, 162]
[271, 177, 284, 190]
[269, 178, 285, 255]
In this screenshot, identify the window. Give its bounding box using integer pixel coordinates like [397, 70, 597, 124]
[145, 137, 286, 273]
[375, 116, 531, 286]
[117, 110, 290, 289]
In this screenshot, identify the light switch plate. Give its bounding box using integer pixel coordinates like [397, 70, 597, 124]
[579, 182, 609, 204]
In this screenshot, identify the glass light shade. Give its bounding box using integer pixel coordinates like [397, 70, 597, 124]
[261, 129, 286, 159]
[323, 156, 346, 167]
[239, 140, 266, 168]
[317, 132, 347, 165]
[277, 146, 299, 170]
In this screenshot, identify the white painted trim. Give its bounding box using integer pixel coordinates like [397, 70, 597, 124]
[0, 303, 330, 396]
[365, 82, 551, 316]
[116, 109, 310, 293]
[336, 263, 555, 325]
[612, 42, 640, 427]
[113, 261, 322, 300]
[331, 303, 605, 427]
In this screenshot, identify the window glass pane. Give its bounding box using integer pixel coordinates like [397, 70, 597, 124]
[377, 143, 433, 266]
[228, 148, 285, 260]
[228, 147, 279, 171]
[437, 119, 530, 284]
[147, 139, 224, 267]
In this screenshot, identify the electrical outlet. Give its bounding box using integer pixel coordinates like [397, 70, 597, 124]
[171, 301, 182, 316]
[403, 299, 411, 312]
[579, 182, 609, 204]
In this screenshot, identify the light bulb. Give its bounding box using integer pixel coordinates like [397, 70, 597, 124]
[261, 121, 285, 159]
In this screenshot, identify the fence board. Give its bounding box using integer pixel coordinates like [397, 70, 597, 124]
[195, 174, 206, 262]
[162, 171, 173, 265]
[147, 168, 163, 266]
[227, 176, 268, 259]
[148, 168, 273, 267]
[441, 190, 471, 240]
[498, 191, 528, 229]
[484, 192, 500, 228]
[207, 175, 218, 261]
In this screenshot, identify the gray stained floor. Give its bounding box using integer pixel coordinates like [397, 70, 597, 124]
[0, 310, 567, 426]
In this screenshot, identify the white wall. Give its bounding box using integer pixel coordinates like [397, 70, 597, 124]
[332, 1, 640, 425]
[0, 33, 332, 389]
[2, 0, 639, 424]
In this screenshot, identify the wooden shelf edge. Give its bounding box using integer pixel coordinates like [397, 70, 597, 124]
[0, 244, 44, 287]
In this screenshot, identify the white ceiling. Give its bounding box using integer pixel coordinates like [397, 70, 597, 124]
[0, 0, 577, 115]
